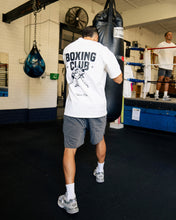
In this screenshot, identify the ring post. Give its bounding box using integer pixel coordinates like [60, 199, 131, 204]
[143, 48, 151, 99]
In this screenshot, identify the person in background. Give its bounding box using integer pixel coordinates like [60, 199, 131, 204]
[153, 31, 176, 101]
[57, 26, 122, 214]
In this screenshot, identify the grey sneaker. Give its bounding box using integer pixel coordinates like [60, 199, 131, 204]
[93, 168, 104, 183]
[154, 95, 159, 100]
[163, 96, 171, 101]
[57, 194, 79, 214]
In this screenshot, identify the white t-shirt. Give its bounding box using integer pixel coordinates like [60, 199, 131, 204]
[154, 41, 176, 70]
[63, 38, 122, 118]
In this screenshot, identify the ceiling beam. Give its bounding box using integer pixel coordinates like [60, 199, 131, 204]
[2, 0, 59, 24]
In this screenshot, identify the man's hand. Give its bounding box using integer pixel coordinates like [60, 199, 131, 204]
[153, 52, 158, 69]
[113, 73, 123, 84]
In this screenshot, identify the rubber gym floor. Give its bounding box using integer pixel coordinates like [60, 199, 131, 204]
[0, 119, 176, 220]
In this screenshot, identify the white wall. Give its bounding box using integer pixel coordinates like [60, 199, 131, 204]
[0, 0, 59, 110]
[25, 3, 60, 109]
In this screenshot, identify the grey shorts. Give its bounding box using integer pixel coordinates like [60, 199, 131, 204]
[158, 68, 172, 77]
[63, 115, 107, 149]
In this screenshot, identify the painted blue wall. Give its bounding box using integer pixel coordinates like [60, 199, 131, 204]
[0, 108, 57, 124]
[124, 105, 176, 133]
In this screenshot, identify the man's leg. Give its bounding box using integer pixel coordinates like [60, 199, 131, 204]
[58, 147, 79, 214]
[155, 68, 165, 100]
[62, 116, 85, 186]
[164, 76, 170, 94]
[89, 116, 107, 183]
[163, 76, 171, 100]
[155, 75, 164, 100]
[58, 116, 86, 214]
[93, 137, 106, 183]
[156, 75, 164, 91]
[63, 148, 77, 185]
[96, 137, 106, 163]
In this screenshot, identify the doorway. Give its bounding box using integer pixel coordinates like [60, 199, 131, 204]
[57, 23, 82, 119]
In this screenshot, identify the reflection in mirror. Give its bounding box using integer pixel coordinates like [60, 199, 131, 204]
[0, 52, 8, 97]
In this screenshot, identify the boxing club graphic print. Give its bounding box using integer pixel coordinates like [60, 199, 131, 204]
[65, 51, 96, 96]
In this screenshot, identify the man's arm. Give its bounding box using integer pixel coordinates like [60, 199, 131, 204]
[113, 73, 123, 84]
[152, 52, 158, 68]
[173, 56, 176, 69]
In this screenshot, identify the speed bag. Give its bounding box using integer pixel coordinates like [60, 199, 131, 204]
[24, 44, 45, 78]
[93, 0, 124, 122]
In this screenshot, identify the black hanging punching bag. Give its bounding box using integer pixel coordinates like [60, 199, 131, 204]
[93, 0, 124, 122]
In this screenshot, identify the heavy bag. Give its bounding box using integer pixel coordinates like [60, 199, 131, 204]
[93, 0, 124, 122]
[24, 44, 45, 78]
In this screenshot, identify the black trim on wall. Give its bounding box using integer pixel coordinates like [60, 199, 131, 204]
[124, 98, 176, 111]
[2, 0, 59, 23]
[0, 107, 57, 124]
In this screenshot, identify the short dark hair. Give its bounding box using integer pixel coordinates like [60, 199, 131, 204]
[164, 31, 172, 37]
[82, 26, 98, 38]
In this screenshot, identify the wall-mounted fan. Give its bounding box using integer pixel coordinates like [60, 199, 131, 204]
[65, 7, 89, 31]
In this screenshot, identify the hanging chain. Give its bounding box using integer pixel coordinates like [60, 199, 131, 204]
[33, 12, 37, 46]
[32, 0, 41, 47]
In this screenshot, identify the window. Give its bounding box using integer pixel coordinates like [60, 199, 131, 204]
[0, 64, 8, 87]
[59, 23, 82, 54]
[0, 52, 8, 97]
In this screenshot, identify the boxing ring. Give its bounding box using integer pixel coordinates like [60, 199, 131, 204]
[123, 46, 176, 133]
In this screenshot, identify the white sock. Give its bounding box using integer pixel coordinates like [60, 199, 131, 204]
[97, 162, 105, 172]
[66, 183, 76, 200]
[156, 90, 159, 96]
[164, 91, 168, 97]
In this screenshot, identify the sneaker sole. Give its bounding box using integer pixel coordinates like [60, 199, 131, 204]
[57, 200, 64, 209]
[96, 178, 104, 183]
[163, 99, 171, 101]
[93, 172, 104, 183]
[58, 200, 79, 214]
[66, 208, 79, 214]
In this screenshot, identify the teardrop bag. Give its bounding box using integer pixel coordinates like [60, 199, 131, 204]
[93, 0, 124, 122]
[24, 44, 45, 78]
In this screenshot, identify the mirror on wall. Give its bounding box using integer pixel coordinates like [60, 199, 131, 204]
[0, 52, 8, 97]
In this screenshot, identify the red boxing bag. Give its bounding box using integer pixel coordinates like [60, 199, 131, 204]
[93, 0, 124, 122]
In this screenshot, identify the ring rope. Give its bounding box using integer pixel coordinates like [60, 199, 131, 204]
[126, 78, 176, 84]
[128, 46, 176, 51]
[147, 46, 176, 50]
[125, 62, 176, 67]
